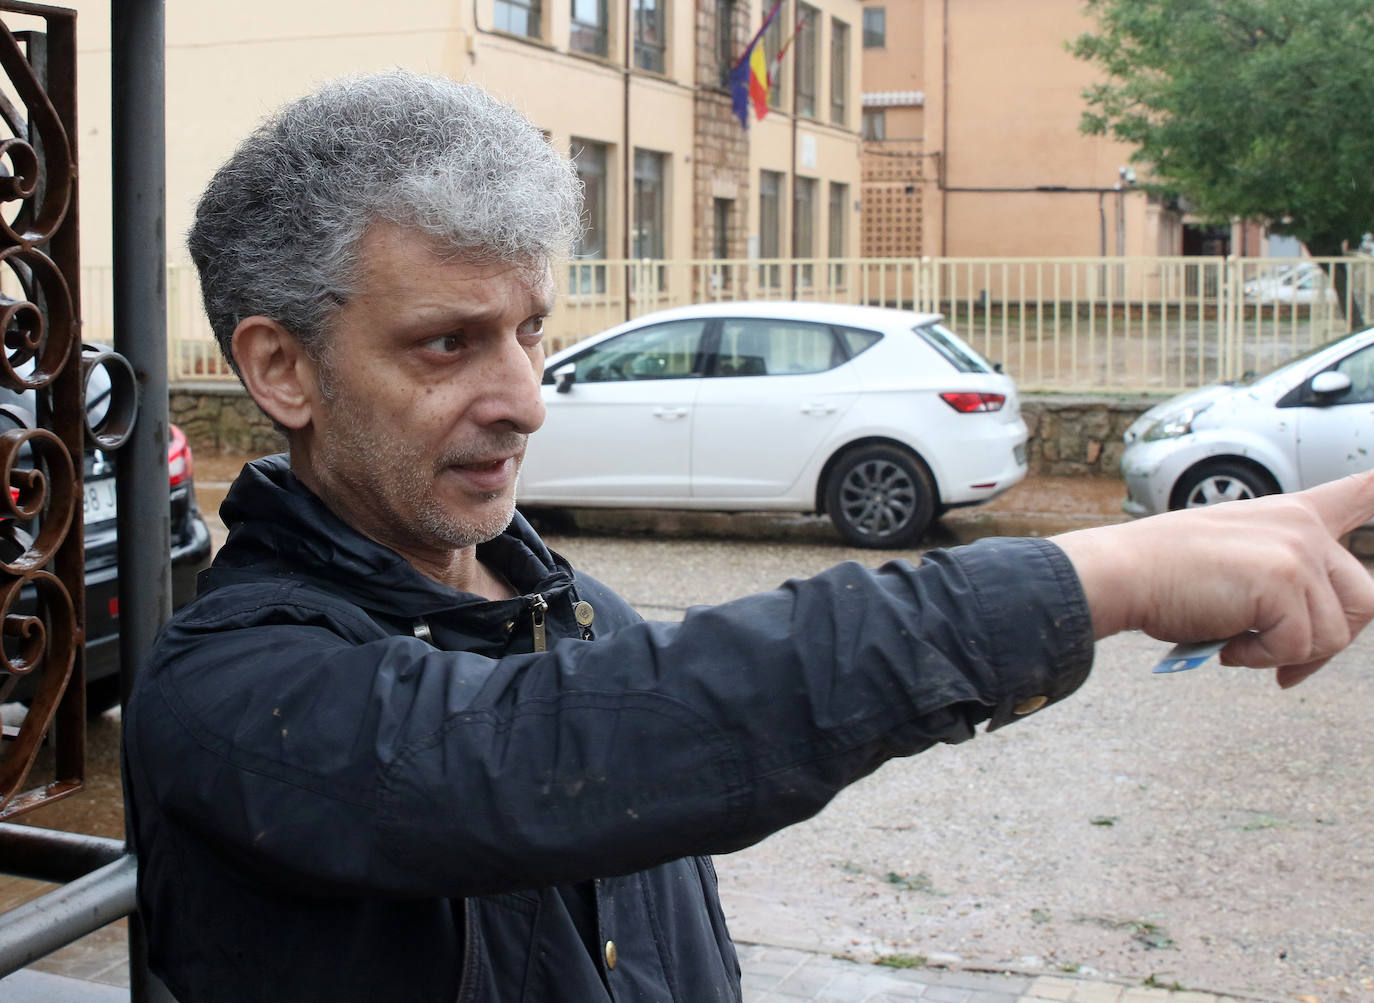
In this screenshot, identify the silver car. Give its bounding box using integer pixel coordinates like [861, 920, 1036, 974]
[1121, 326, 1374, 516]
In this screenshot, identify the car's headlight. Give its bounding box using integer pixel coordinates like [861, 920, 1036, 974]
[1140, 403, 1210, 441]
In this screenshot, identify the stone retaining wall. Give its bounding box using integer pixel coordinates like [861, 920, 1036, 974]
[170, 384, 1159, 478]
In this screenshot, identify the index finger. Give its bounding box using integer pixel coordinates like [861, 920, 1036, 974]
[1301, 468, 1374, 537]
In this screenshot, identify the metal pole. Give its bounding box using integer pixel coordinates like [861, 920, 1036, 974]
[0, 857, 138, 977]
[112, 2, 175, 1000]
[0, 824, 125, 883]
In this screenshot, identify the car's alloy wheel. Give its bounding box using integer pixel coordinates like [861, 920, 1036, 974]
[826, 445, 935, 549]
[1176, 462, 1275, 509]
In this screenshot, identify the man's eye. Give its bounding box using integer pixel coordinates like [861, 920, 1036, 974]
[518, 316, 546, 339]
[424, 334, 464, 353]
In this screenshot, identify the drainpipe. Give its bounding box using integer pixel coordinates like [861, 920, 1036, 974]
[940, 0, 949, 257]
[789, 104, 797, 300]
[623, 0, 633, 321]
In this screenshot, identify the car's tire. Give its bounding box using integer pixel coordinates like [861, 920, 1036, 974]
[825, 444, 935, 549]
[1172, 461, 1277, 510]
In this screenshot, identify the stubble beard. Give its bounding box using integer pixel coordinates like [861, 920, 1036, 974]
[315, 390, 525, 552]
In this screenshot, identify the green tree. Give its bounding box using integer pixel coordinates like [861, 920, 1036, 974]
[1071, 0, 1374, 327]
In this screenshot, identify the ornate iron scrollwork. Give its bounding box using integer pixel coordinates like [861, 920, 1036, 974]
[0, 4, 118, 819]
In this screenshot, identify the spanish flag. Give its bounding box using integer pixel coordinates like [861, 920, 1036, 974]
[730, 1, 782, 129]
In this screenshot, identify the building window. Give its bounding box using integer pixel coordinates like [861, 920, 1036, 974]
[713, 198, 732, 259]
[794, 4, 818, 118]
[571, 0, 608, 56]
[862, 6, 885, 48]
[570, 139, 608, 294]
[793, 176, 815, 287]
[830, 18, 848, 125]
[633, 149, 666, 259]
[634, 0, 667, 73]
[716, 0, 737, 87]
[861, 107, 886, 140]
[759, 169, 783, 288]
[828, 181, 847, 285]
[763, 0, 787, 110]
[495, 0, 542, 39]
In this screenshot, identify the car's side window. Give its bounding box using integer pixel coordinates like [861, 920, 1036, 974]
[1332, 344, 1374, 404]
[838, 327, 882, 359]
[713, 319, 842, 377]
[571, 320, 705, 383]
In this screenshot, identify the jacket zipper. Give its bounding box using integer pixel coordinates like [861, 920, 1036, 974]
[528, 593, 548, 652]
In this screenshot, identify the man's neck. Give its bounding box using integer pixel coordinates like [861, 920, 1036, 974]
[411, 547, 518, 601]
[288, 450, 518, 601]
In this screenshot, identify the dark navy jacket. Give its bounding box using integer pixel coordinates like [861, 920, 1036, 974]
[124, 454, 1094, 1002]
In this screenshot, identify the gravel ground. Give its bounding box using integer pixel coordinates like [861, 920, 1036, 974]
[543, 528, 1374, 1002]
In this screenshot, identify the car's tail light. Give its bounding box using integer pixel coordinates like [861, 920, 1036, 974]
[168, 424, 194, 488]
[940, 392, 1006, 413]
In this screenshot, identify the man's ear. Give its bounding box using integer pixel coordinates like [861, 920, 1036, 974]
[231, 316, 320, 431]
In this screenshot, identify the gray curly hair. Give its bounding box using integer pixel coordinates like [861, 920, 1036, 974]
[188, 70, 582, 375]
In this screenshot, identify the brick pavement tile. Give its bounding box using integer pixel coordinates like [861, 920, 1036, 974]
[1171, 994, 1222, 1003]
[746, 945, 816, 966]
[1120, 990, 1172, 1003]
[1069, 984, 1124, 1003]
[773, 968, 840, 998]
[921, 986, 973, 1003]
[929, 970, 1034, 993]
[1027, 977, 1083, 1001]
[746, 959, 811, 981]
[866, 990, 930, 1002]
[817, 972, 930, 1000]
[81, 955, 132, 988]
[743, 971, 781, 994]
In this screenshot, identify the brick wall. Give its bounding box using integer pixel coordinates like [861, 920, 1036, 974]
[691, 0, 749, 296]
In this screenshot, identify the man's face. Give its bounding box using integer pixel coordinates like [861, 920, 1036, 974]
[299, 223, 551, 567]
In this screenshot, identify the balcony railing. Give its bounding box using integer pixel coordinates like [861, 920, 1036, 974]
[91, 255, 1374, 394]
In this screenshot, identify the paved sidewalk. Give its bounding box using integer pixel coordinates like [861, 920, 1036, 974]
[736, 944, 1262, 1003]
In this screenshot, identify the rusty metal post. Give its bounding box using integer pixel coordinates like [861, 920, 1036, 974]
[111, 1, 174, 1000]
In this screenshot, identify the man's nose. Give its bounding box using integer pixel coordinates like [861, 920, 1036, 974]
[474, 337, 546, 434]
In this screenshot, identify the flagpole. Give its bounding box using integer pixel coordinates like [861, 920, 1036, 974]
[768, 9, 807, 86]
[732, 0, 782, 70]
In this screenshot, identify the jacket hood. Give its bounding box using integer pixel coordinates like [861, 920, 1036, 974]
[212, 453, 572, 616]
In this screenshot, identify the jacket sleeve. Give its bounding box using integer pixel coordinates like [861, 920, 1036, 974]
[125, 536, 1092, 899]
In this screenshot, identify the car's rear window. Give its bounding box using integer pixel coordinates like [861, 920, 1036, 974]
[914, 322, 991, 373]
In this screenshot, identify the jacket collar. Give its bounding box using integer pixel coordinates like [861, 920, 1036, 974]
[212, 453, 572, 616]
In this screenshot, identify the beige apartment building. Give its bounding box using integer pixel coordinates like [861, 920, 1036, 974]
[859, 0, 1202, 263]
[65, 0, 862, 310]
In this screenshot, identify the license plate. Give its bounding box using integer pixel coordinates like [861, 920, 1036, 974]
[84, 478, 118, 524]
[1013, 442, 1027, 465]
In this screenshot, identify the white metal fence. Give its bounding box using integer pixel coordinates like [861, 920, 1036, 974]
[77, 256, 1374, 394]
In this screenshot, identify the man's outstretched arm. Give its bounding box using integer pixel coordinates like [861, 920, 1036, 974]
[1053, 467, 1374, 688]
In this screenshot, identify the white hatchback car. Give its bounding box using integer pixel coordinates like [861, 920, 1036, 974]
[1121, 325, 1374, 517]
[518, 302, 1028, 548]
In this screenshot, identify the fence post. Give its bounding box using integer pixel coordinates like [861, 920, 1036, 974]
[1222, 254, 1240, 381]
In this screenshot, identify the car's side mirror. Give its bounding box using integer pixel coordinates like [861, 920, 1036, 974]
[554, 363, 577, 394]
[1310, 370, 1352, 398]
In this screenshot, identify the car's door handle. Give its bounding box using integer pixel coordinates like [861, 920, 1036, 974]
[652, 406, 689, 420]
[801, 402, 837, 416]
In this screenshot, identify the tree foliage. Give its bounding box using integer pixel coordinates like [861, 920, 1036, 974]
[1071, 0, 1374, 258]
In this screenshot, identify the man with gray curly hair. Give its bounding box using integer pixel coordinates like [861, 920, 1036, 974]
[125, 70, 1374, 1002]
